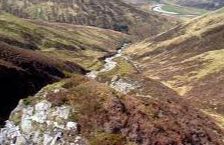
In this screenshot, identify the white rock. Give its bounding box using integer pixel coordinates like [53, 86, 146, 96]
[43, 134, 53, 145]
[32, 130, 41, 143]
[86, 71, 98, 79]
[66, 122, 78, 130]
[32, 101, 51, 123]
[52, 106, 71, 119]
[110, 79, 139, 94]
[54, 89, 60, 93]
[35, 101, 51, 111]
[21, 107, 33, 133]
[15, 135, 27, 145]
[53, 122, 65, 129]
[50, 132, 62, 145]
[0, 83, 87, 145]
[0, 121, 21, 144]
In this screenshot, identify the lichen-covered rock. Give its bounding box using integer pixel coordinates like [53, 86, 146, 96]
[0, 83, 86, 145]
[110, 78, 140, 94]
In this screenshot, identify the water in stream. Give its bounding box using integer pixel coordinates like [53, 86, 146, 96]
[86, 43, 140, 94]
[86, 43, 129, 79]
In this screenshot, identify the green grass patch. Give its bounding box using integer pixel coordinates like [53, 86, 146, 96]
[97, 57, 137, 82]
[162, 4, 208, 15]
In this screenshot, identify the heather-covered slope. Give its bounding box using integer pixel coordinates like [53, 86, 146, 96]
[0, 12, 128, 70]
[125, 8, 224, 123]
[2, 74, 224, 144]
[0, 12, 130, 124]
[0, 0, 177, 39]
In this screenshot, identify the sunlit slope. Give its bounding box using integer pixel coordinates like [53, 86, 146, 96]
[126, 8, 224, 116]
[0, 13, 128, 70]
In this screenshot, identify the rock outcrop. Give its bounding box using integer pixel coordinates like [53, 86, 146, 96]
[0, 82, 86, 145]
[1, 75, 224, 145]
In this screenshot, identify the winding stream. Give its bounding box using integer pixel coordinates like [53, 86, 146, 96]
[86, 43, 140, 94]
[152, 4, 197, 17]
[152, 4, 179, 15]
[86, 43, 129, 79]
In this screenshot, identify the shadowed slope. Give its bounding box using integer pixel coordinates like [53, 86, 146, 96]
[0, 42, 86, 124]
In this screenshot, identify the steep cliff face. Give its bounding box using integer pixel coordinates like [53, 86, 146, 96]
[0, 42, 86, 125]
[0, 0, 177, 39]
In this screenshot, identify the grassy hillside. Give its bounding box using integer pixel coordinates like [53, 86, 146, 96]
[0, 12, 128, 70]
[0, 0, 177, 39]
[55, 75, 224, 144]
[125, 8, 224, 123]
[161, 4, 208, 15]
[8, 74, 224, 144]
[0, 12, 129, 124]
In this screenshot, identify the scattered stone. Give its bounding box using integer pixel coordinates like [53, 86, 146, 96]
[66, 122, 78, 130]
[110, 79, 140, 94]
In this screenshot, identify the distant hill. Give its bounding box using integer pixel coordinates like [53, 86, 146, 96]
[125, 8, 224, 123]
[0, 12, 128, 70]
[162, 0, 224, 10]
[0, 0, 177, 39]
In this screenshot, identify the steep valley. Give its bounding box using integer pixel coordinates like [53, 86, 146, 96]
[0, 12, 128, 125]
[1, 0, 224, 145]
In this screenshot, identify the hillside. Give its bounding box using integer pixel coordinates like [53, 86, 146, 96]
[1, 1, 224, 144]
[0, 12, 129, 124]
[0, 12, 128, 70]
[1, 74, 224, 144]
[0, 42, 87, 124]
[125, 8, 224, 123]
[0, 0, 177, 39]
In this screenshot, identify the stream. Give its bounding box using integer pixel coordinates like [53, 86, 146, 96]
[86, 43, 140, 94]
[0, 43, 142, 144]
[86, 43, 129, 79]
[152, 4, 179, 15]
[152, 4, 197, 17]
